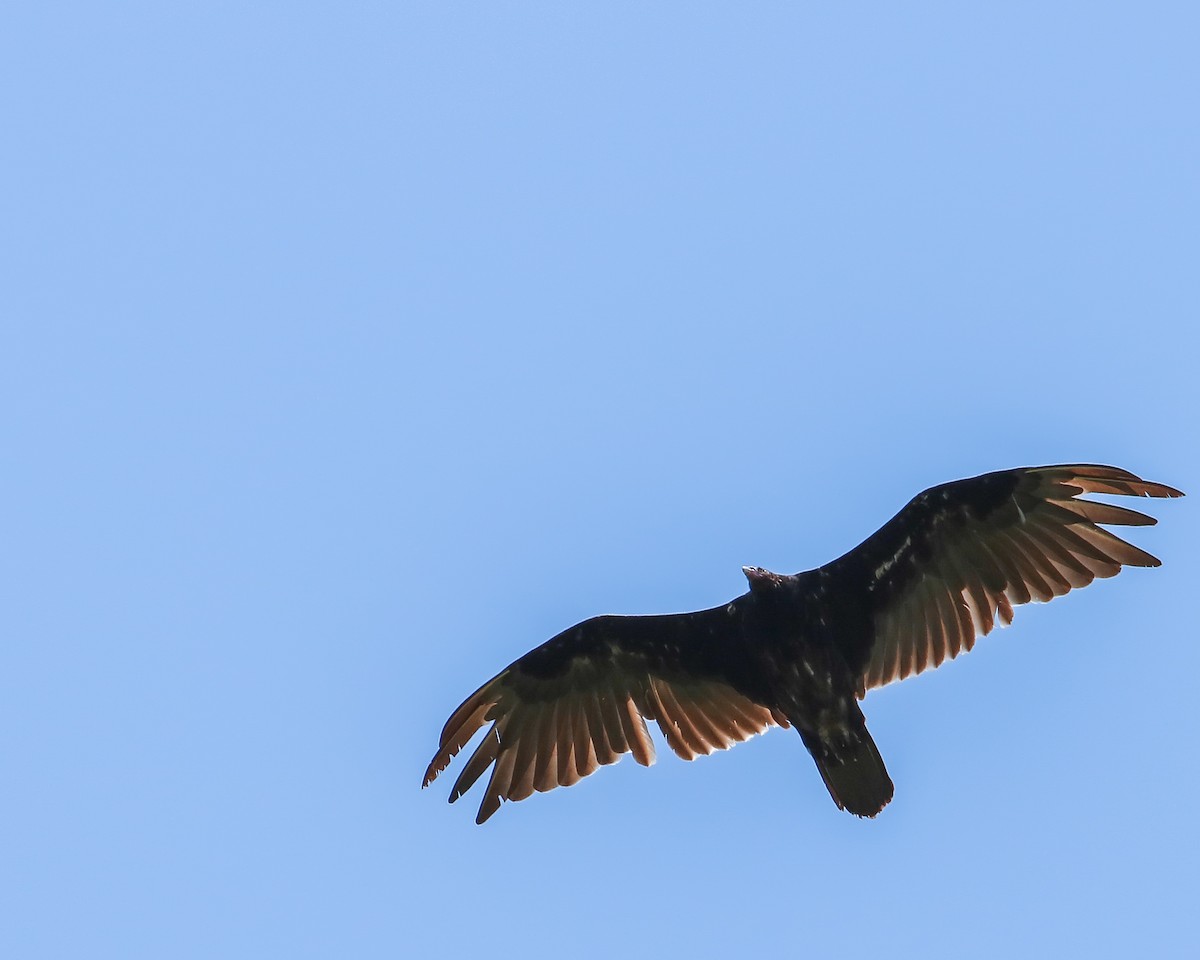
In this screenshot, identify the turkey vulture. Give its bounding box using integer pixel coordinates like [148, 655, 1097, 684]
[423, 464, 1181, 824]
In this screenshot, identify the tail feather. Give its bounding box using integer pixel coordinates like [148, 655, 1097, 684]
[806, 727, 894, 818]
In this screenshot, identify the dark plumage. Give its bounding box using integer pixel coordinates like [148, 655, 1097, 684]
[423, 464, 1182, 823]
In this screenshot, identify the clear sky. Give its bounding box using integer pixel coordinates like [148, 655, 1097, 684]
[3, 4, 1197, 958]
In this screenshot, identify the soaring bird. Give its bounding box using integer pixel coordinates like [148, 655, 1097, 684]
[423, 464, 1181, 824]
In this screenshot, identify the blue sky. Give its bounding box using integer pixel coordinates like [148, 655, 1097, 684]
[3, 4, 1197, 958]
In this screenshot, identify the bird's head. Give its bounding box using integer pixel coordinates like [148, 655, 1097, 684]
[742, 565, 787, 594]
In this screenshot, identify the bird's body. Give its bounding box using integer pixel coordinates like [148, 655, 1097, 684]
[424, 464, 1182, 823]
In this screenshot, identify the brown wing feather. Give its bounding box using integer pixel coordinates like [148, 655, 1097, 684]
[858, 464, 1182, 694]
[423, 637, 787, 824]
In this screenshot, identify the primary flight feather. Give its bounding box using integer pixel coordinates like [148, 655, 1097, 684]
[423, 464, 1182, 823]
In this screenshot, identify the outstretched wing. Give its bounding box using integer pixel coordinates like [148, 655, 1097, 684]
[822, 464, 1183, 695]
[422, 609, 789, 823]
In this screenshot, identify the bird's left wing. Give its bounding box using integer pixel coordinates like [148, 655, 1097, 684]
[821, 464, 1182, 696]
[422, 609, 788, 823]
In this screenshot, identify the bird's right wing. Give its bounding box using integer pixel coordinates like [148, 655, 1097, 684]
[821, 464, 1182, 695]
[422, 610, 789, 823]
